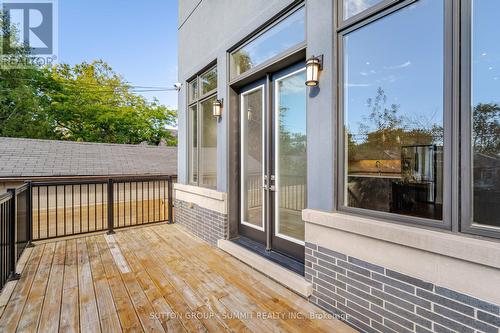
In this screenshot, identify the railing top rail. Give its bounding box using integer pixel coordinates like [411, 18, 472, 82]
[12, 183, 29, 194]
[112, 175, 172, 183]
[29, 174, 176, 187]
[31, 179, 109, 186]
[0, 174, 177, 183]
[0, 192, 13, 205]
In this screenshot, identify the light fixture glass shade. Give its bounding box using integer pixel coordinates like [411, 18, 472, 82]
[212, 99, 222, 118]
[305, 57, 320, 86]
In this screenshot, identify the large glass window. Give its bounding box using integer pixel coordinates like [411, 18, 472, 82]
[188, 80, 198, 104]
[187, 65, 218, 189]
[470, 0, 500, 228]
[200, 67, 217, 95]
[188, 105, 198, 184]
[230, 7, 305, 80]
[343, 0, 385, 20]
[342, 0, 444, 221]
[200, 96, 218, 188]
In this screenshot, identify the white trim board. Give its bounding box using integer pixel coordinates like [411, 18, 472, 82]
[174, 183, 227, 214]
[217, 239, 312, 298]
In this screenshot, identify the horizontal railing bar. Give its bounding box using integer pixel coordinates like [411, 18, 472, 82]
[31, 180, 109, 186]
[111, 176, 171, 183]
[0, 192, 13, 205]
[14, 183, 29, 194]
[33, 227, 108, 242]
[30, 175, 176, 187]
[0, 174, 177, 183]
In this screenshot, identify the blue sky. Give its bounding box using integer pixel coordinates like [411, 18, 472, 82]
[344, 0, 500, 142]
[58, 0, 179, 109]
[344, 0, 443, 141]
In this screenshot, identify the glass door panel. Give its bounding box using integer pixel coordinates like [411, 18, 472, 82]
[241, 86, 265, 231]
[274, 69, 307, 244]
[238, 64, 306, 262]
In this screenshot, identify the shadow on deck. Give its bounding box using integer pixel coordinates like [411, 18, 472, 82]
[0, 223, 355, 332]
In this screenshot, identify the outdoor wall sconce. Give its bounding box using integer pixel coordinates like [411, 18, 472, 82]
[213, 98, 223, 119]
[305, 55, 323, 87]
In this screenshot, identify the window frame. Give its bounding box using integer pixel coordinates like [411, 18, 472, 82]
[335, 0, 455, 231]
[187, 64, 218, 189]
[187, 104, 198, 185]
[229, 4, 306, 82]
[460, 0, 500, 239]
[337, 0, 399, 30]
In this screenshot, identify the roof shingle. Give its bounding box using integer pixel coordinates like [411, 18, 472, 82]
[0, 137, 177, 177]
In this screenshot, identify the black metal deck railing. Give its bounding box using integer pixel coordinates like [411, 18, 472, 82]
[0, 183, 30, 290]
[30, 175, 175, 241]
[0, 175, 175, 290]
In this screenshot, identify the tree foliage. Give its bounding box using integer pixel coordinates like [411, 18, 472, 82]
[0, 15, 177, 145]
[349, 87, 441, 161]
[473, 103, 500, 156]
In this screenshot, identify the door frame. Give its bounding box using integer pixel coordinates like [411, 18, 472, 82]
[238, 79, 267, 244]
[237, 63, 306, 262]
[270, 65, 307, 261]
[273, 67, 307, 246]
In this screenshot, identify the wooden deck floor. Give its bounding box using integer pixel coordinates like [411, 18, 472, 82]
[0, 224, 355, 333]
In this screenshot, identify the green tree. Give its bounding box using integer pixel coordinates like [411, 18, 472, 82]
[48, 60, 177, 145]
[0, 12, 59, 139]
[473, 103, 500, 156]
[0, 13, 177, 145]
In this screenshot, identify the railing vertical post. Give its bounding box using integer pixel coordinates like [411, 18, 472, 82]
[107, 178, 115, 234]
[167, 176, 173, 224]
[7, 189, 20, 281]
[26, 181, 34, 247]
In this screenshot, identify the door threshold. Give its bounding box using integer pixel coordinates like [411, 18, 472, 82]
[217, 238, 312, 298]
[232, 237, 304, 275]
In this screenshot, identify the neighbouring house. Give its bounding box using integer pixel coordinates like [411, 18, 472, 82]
[175, 1, 500, 332]
[0, 137, 177, 193]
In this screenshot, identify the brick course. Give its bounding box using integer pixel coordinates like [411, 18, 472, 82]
[305, 242, 500, 333]
[174, 199, 228, 246]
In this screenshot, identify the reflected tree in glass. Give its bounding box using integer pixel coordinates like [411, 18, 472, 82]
[471, 0, 500, 227]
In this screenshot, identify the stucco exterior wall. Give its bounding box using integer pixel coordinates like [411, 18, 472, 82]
[177, 0, 297, 192]
[177, 1, 500, 332]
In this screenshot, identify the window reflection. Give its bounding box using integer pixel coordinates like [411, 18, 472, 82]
[343, 0, 444, 220]
[276, 70, 307, 242]
[230, 7, 305, 79]
[188, 105, 198, 184]
[241, 88, 264, 229]
[200, 67, 217, 95]
[188, 80, 197, 104]
[471, 0, 500, 227]
[343, 0, 385, 20]
[188, 66, 218, 189]
[200, 96, 217, 188]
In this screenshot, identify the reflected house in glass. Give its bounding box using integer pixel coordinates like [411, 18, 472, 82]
[176, 1, 500, 332]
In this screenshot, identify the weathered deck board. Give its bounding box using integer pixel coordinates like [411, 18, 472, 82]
[17, 242, 55, 333]
[38, 241, 65, 333]
[60, 239, 79, 333]
[0, 223, 356, 333]
[76, 237, 101, 333]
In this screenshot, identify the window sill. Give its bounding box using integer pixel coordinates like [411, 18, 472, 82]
[302, 209, 500, 269]
[174, 183, 227, 214]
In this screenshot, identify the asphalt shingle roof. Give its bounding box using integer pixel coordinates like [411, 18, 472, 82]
[0, 137, 177, 177]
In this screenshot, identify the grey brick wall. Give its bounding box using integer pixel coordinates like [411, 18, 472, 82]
[174, 199, 228, 246]
[305, 242, 500, 333]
